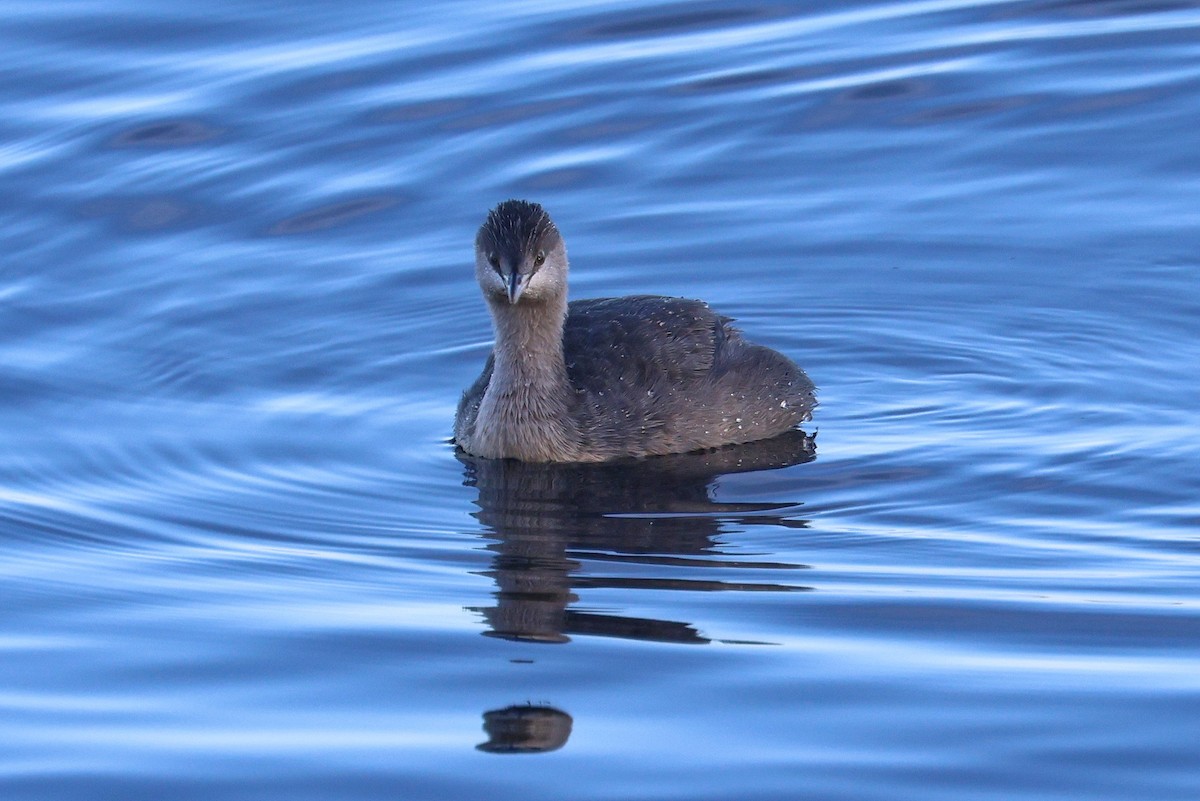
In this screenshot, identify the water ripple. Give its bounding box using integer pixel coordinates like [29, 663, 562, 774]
[3, 1, 1200, 798]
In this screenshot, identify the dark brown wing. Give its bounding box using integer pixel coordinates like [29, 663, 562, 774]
[454, 351, 494, 443]
[562, 295, 732, 396]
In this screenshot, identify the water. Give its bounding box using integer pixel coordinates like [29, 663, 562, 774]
[3, 0, 1199, 798]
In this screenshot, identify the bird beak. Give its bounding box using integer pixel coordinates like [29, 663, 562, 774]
[506, 271, 523, 304]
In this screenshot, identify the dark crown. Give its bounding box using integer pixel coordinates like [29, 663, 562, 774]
[477, 199, 560, 256]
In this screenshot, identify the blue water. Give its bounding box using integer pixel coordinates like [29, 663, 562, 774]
[3, 0, 1199, 798]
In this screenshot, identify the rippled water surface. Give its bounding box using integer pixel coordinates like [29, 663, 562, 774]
[3, 1, 1200, 798]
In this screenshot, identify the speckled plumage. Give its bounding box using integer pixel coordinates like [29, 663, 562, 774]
[455, 200, 815, 462]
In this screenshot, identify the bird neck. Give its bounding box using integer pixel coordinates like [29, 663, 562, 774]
[473, 293, 579, 461]
[488, 294, 569, 390]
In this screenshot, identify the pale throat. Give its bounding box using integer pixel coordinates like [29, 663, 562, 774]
[486, 294, 568, 389]
[471, 294, 576, 460]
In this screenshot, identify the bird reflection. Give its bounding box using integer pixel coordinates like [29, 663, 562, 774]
[460, 429, 817, 645]
[477, 704, 573, 754]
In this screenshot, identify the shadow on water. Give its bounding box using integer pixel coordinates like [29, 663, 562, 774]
[458, 430, 817, 646]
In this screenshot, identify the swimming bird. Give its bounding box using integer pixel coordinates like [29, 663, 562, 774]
[454, 200, 815, 462]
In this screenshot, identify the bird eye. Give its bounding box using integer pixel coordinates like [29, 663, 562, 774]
[487, 253, 500, 270]
[534, 250, 546, 267]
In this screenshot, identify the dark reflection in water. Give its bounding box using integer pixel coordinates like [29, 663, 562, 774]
[577, 7, 774, 39]
[78, 196, 199, 232]
[477, 705, 574, 755]
[268, 196, 397, 235]
[109, 118, 221, 148]
[1018, 0, 1195, 19]
[460, 431, 817, 645]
